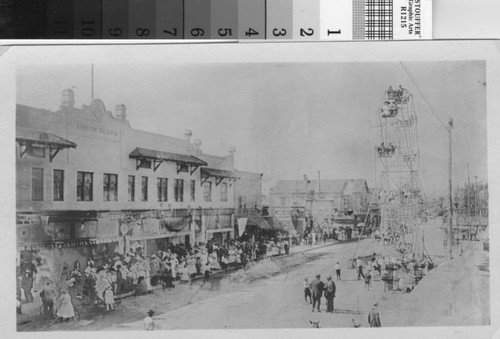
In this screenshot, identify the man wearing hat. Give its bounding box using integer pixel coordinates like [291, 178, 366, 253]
[144, 310, 155, 330]
[325, 275, 336, 313]
[309, 274, 325, 312]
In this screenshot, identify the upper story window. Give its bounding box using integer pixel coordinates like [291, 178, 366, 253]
[190, 180, 196, 202]
[203, 182, 212, 202]
[103, 173, 118, 201]
[220, 183, 228, 202]
[157, 177, 167, 202]
[53, 169, 64, 201]
[32, 168, 44, 201]
[128, 175, 135, 202]
[141, 176, 149, 201]
[174, 179, 184, 202]
[77, 171, 93, 201]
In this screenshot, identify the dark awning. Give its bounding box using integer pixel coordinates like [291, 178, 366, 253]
[16, 128, 77, 148]
[265, 217, 287, 232]
[200, 167, 239, 186]
[129, 147, 207, 172]
[129, 147, 207, 166]
[246, 216, 273, 230]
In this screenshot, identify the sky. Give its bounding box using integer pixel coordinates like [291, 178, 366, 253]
[16, 61, 487, 198]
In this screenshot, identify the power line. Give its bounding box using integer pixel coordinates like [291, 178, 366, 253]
[400, 62, 448, 131]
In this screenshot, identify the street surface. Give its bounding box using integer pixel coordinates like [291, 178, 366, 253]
[18, 226, 489, 331]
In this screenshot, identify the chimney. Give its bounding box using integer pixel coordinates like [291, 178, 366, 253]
[193, 139, 202, 156]
[228, 146, 236, 169]
[115, 104, 127, 120]
[184, 129, 192, 143]
[61, 88, 75, 109]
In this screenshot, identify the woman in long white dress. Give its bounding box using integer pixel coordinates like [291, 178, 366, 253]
[56, 289, 75, 320]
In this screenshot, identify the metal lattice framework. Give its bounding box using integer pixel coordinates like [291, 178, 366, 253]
[376, 86, 423, 253]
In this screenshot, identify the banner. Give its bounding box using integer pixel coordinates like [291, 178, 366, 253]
[237, 218, 248, 237]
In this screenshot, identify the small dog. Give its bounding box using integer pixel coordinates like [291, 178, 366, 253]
[309, 320, 320, 328]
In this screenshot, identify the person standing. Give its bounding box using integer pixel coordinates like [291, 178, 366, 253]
[309, 274, 324, 312]
[368, 302, 382, 327]
[203, 261, 211, 283]
[325, 275, 336, 313]
[56, 289, 75, 321]
[364, 271, 372, 290]
[357, 259, 365, 280]
[335, 261, 341, 280]
[303, 277, 312, 304]
[104, 286, 115, 311]
[21, 269, 34, 303]
[144, 310, 155, 331]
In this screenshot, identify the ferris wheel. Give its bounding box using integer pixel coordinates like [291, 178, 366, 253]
[376, 85, 424, 254]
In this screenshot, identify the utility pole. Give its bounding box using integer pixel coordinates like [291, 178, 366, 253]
[467, 163, 471, 217]
[475, 175, 478, 217]
[448, 118, 453, 260]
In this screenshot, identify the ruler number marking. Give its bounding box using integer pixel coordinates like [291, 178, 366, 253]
[272, 28, 287, 37]
[191, 28, 205, 37]
[300, 28, 314, 37]
[163, 28, 178, 37]
[218, 28, 233, 37]
[245, 28, 259, 37]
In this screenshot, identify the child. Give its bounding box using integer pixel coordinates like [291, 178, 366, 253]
[144, 310, 155, 331]
[364, 271, 372, 291]
[104, 286, 115, 311]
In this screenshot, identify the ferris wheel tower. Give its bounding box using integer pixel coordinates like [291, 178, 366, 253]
[376, 85, 423, 253]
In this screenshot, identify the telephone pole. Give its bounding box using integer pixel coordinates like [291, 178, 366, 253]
[448, 118, 453, 260]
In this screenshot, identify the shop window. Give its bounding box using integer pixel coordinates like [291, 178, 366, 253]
[157, 177, 167, 202]
[190, 180, 196, 202]
[128, 175, 135, 202]
[53, 169, 64, 201]
[203, 181, 212, 202]
[221, 182, 228, 202]
[174, 179, 184, 202]
[77, 171, 93, 201]
[103, 173, 118, 201]
[141, 176, 148, 201]
[32, 168, 44, 201]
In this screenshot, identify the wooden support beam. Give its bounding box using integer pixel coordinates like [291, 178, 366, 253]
[154, 159, 163, 172]
[49, 147, 61, 163]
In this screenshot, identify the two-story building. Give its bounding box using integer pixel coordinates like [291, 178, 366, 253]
[16, 89, 239, 269]
[269, 178, 371, 233]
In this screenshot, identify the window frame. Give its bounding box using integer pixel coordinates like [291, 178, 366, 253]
[141, 176, 149, 202]
[53, 169, 64, 201]
[128, 175, 135, 202]
[220, 182, 228, 202]
[32, 168, 44, 201]
[174, 178, 184, 202]
[203, 181, 212, 202]
[190, 179, 196, 202]
[103, 173, 118, 201]
[76, 171, 93, 202]
[157, 177, 168, 202]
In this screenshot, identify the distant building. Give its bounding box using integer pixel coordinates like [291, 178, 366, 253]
[16, 89, 240, 268]
[233, 169, 263, 216]
[269, 177, 371, 233]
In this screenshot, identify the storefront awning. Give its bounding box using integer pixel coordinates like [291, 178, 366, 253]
[129, 147, 207, 173]
[246, 216, 273, 230]
[265, 217, 287, 232]
[200, 167, 239, 186]
[16, 128, 77, 162]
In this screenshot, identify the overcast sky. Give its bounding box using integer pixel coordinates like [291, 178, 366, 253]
[17, 61, 487, 198]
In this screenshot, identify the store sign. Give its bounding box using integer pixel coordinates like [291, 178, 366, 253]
[72, 119, 120, 141]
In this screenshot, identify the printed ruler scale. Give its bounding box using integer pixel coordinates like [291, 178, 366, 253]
[0, 0, 432, 39]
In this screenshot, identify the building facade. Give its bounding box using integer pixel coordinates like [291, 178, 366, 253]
[269, 178, 371, 233]
[16, 89, 239, 269]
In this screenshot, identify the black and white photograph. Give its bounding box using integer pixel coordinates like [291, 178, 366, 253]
[1, 41, 499, 338]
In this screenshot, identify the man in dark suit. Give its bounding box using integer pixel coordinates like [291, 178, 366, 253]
[309, 274, 325, 312]
[325, 275, 336, 312]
